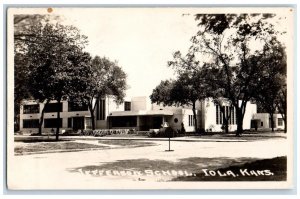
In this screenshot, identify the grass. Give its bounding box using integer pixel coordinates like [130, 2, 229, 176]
[97, 140, 157, 148]
[14, 138, 157, 156]
[14, 141, 109, 155]
[186, 132, 286, 141]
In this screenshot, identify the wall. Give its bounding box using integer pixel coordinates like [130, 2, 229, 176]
[200, 99, 257, 132]
[242, 102, 257, 130]
[253, 113, 285, 130]
[95, 96, 126, 129]
[131, 96, 152, 111]
[20, 100, 90, 134]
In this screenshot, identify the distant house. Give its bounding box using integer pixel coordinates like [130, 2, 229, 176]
[19, 96, 258, 134]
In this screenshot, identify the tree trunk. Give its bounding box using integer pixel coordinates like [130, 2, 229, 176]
[221, 106, 229, 134]
[38, 100, 50, 135]
[236, 108, 243, 136]
[223, 116, 229, 134]
[88, 102, 96, 130]
[56, 98, 61, 141]
[283, 115, 287, 133]
[192, 101, 198, 134]
[269, 113, 274, 132]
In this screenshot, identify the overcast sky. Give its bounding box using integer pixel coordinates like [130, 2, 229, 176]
[57, 8, 200, 98]
[23, 7, 291, 99]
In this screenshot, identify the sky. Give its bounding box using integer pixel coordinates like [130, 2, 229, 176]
[54, 8, 201, 98]
[15, 7, 292, 99]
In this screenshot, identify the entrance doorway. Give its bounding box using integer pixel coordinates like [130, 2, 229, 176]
[73, 117, 84, 130]
[153, 116, 163, 129]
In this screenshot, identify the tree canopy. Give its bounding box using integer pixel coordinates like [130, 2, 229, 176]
[189, 13, 287, 135]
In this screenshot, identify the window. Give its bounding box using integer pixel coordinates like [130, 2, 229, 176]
[23, 104, 39, 114]
[44, 118, 62, 128]
[216, 105, 219, 124]
[188, 115, 194, 127]
[68, 118, 72, 128]
[216, 105, 236, 125]
[174, 118, 178, 123]
[96, 99, 106, 120]
[111, 116, 137, 127]
[278, 118, 283, 126]
[124, 101, 131, 111]
[23, 119, 39, 128]
[231, 107, 235, 125]
[44, 103, 63, 113]
[261, 122, 264, 127]
[68, 102, 88, 112]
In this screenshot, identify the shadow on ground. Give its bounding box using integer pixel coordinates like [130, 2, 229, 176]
[68, 156, 286, 181]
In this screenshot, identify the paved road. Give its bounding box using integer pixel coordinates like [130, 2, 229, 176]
[8, 137, 289, 190]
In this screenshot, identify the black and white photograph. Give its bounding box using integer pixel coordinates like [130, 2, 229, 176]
[6, 7, 295, 190]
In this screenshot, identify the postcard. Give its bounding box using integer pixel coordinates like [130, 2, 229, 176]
[6, 7, 295, 190]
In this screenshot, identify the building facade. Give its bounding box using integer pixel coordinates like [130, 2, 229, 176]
[19, 96, 125, 134]
[19, 96, 258, 134]
[252, 113, 285, 130]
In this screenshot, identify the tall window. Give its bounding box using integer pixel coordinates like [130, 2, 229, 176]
[124, 101, 131, 111]
[216, 105, 219, 124]
[68, 118, 72, 128]
[96, 99, 106, 120]
[216, 105, 236, 125]
[278, 118, 283, 126]
[188, 115, 194, 126]
[44, 118, 62, 128]
[44, 103, 63, 113]
[23, 104, 39, 114]
[23, 119, 39, 128]
[231, 106, 235, 124]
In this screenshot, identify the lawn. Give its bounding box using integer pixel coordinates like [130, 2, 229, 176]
[14, 141, 109, 155]
[185, 132, 286, 141]
[97, 140, 157, 148]
[14, 138, 158, 156]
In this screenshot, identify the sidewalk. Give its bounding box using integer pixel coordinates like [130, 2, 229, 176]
[14, 131, 286, 143]
[15, 135, 249, 142]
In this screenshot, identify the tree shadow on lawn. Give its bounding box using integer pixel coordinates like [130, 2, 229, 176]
[174, 156, 286, 181]
[68, 156, 286, 181]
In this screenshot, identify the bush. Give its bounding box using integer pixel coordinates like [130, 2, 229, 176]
[93, 129, 131, 137]
[148, 127, 177, 138]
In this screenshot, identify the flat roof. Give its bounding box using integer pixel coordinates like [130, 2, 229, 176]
[108, 110, 174, 117]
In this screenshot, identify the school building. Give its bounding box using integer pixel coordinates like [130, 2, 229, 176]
[19, 96, 258, 134]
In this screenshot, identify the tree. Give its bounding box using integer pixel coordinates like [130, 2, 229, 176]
[150, 80, 175, 107]
[275, 80, 287, 132]
[150, 59, 206, 133]
[23, 22, 89, 140]
[190, 14, 286, 136]
[14, 14, 62, 133]
[254, 38, 287, 132]
[79, 56, 127, 130]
